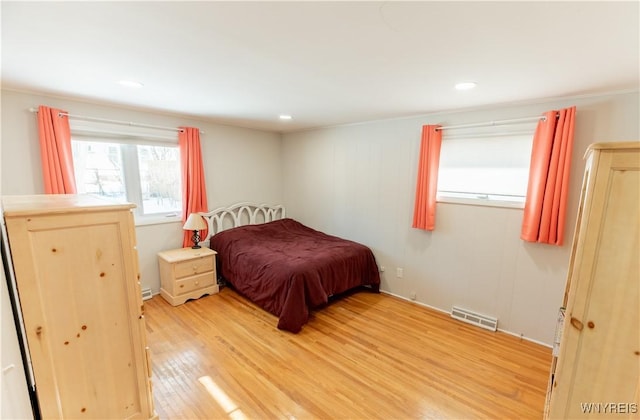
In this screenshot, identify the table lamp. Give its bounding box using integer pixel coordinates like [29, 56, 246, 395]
[183, 213, 207, 249]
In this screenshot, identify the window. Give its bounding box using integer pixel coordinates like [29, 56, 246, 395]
[136, 145, 181, 215]
[437, 132, 534, 208]
[72, 139, 182, 222]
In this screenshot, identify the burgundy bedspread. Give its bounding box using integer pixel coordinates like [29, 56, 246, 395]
[209, 218, 380, 333]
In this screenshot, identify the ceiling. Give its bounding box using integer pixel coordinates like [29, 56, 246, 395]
[2, 1, 638, 133]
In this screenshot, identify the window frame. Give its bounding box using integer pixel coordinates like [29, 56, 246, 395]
[435, 127, 536, 210]
[436, 194, 526, 209]
[71, 135, 183, 225]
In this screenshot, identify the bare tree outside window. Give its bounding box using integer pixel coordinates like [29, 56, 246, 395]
[72, 141, 126, 201]
[138, 145, 181, 214]
[72, 139, 182, 219]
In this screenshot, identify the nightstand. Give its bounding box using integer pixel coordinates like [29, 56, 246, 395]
[158, 247, 219, 306]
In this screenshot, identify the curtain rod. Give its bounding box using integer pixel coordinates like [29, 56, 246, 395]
[436, 115, 551, 131]
[28, 107, 205, 135]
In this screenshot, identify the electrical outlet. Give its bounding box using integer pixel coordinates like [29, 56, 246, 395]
[410, 291, 417, 300]
[396, 267, 403, 278]
[380, 266, 385, 272]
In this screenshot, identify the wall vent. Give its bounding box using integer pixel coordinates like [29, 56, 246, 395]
[141, 288, 153, 301]
[451, 306, 498, 332]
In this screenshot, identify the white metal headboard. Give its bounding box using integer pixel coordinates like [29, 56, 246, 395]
[199, 202, 286, 237]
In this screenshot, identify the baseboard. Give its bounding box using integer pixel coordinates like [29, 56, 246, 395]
[497, 328, 552, 348]
[379, 289, 552, 348]
[379, 290, 450, 315]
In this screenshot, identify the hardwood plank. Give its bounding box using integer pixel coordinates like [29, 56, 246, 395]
[145, 287, 552, 419]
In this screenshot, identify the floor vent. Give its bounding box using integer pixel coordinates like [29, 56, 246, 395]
[451, 306, 498, 331]
[141, 288, 153, 301]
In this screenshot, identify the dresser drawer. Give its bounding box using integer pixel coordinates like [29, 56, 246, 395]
[175, 272, 215, 295]
[174, 255, 214, 279]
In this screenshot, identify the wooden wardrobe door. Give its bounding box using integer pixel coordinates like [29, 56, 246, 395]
[548, 144, 640, 418]
[4, 197, 155, 419]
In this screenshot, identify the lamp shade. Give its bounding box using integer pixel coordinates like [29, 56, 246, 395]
[183, 213, 207, 231]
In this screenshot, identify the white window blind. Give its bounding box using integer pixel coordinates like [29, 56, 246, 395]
[437, 124, 536, 208]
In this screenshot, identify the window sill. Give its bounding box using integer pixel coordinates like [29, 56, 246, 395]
[134, 214, 182, 227]
[437, 196, 525, 210]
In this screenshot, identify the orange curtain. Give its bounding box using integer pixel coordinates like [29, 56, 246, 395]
[37, 105, 77, 194]
[179, 127, 209, 248]
[412, 125, 443, 231]
[521, 106, 576, 245]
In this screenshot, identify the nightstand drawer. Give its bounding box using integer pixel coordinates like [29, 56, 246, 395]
[175, 273, 215, 295]
[174, 256, 214, 279]
[158, 247, 218, 306]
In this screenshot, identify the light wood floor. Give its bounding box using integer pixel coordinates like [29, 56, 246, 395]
[144, 287, 552, 419]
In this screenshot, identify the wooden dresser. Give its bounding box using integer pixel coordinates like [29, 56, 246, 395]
[2, 194, 157, 419]
[158, 247, 218, 306]
[545, 142, 640, 418]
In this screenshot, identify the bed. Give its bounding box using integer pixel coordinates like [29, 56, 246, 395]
[201, 203, 380, 333]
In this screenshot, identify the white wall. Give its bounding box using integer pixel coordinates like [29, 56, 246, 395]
[282, 91, 639, 345]
[0, 269, 33, 418]
[0, 89, 283, 294]
[0, 94, 34, 417]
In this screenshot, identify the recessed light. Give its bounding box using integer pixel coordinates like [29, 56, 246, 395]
[118, 80, 144, 88]
[279, 115, 292, 120]
[455, 81, 477, 91]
